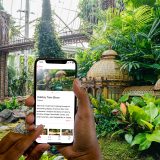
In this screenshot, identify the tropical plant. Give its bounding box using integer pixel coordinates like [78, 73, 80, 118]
[90, 95, 120, 137]
[114, 17, 160, 84]
[112, 94, 160, 151]
[36, 0, 64, 58]
[90, 92, 160, 151]
[89, 4, 160, 85]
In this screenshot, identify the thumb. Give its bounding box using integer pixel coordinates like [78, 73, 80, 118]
[73, 79, 91, 114]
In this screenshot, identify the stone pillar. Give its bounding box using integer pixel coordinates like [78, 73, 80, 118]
[0, 52, 8, 98]
[0, 11, 10, 99]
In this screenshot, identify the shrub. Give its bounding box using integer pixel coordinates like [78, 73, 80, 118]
[113, 94, 160, 151]
[90, 95, 120, 137]
[90, 93, 160, 151]
[0, 97, 20, 111]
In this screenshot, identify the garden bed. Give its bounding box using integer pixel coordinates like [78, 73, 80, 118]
[99, 137, 157, 160]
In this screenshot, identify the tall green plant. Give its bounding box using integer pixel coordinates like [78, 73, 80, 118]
[36, 0, 64, 58]
[90, 4, 160, 85]
[114, 18, 160, 84]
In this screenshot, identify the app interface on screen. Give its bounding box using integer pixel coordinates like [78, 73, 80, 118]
[35, 60, 76, 143]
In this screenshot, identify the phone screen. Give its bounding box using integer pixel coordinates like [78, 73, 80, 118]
[35, 59, 76, 144]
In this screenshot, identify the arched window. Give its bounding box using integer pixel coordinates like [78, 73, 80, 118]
[88, 87, 93, 95]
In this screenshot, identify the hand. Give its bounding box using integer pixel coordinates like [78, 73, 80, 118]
[0, 125, 50, 160]
[26, 79, 102, 160]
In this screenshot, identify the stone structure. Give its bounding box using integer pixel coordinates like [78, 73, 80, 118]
[82, 49, 160, 100]
[0, 11, 10, 99]
[123, 80, 160, 97]
[82, 50, 132, 100]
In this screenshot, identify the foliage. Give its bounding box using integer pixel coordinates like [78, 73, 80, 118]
[77, 1, 160, 83]
[112, 94, 160, 151]
[8, 69, 32, 96]
[75, 47, 106, 78]
[89, 3, 160, 85]
[0, 97, 20, 111]
[9, 18, 20, 39]
[79, 0, 99, 28]
[124, 0, 156, 9]
[9, 70, 26, 96]
[115, 17, 160, 84]
[8, 55, 35, 96]
[20, 55, 35, 95]
[8, 65, 16, 81]
[90, 95, 120, 137]
[36, 0, 64, 58]
[90, 93, 160, 151]
[19, 154, 57, 160]
[75, 50, 95, 78]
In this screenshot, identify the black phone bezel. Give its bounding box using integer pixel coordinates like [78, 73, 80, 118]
[34, 58, 77, 145]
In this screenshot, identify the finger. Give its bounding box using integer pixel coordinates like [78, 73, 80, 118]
[27, 124, 36, 131]
[73, 79, 98, 149]
[25, 113, 34, 125]
[25, 144, 50, 160]
[25, 96, 35, 107]
[4, 125, 43, 160]
[0, 132, 23, 154]
[73, 79, 91, 114]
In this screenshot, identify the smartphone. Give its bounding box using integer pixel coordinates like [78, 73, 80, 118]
[34, 59, 77, 144]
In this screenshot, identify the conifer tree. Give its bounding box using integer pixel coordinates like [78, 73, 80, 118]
[37, 0, 64, 58]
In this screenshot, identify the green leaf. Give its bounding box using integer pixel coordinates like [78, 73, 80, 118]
[111, 129, 125, 138]
[143, 102, 158, 122]
[139, 139, 151, 151]
[132, 97, 146, 107]
[128, 104, 149, 124]
[153, 115, 160, 126]
[155, 99, 160, 105]
[119, 94, 129, 103]
[101, 131, 107, 137]
[140, 119, 153, 130]
[131, 133, 146, 146]
[125, 134, 133, 144]
[146, 130, 160, 142]
[105, 99, 118, 108]
[142, 93, 156, 104]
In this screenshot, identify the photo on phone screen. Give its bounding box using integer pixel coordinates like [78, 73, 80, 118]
[34, 59, 77, 144]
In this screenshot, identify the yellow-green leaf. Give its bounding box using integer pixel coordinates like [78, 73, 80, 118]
[140, 119, 153, 130]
